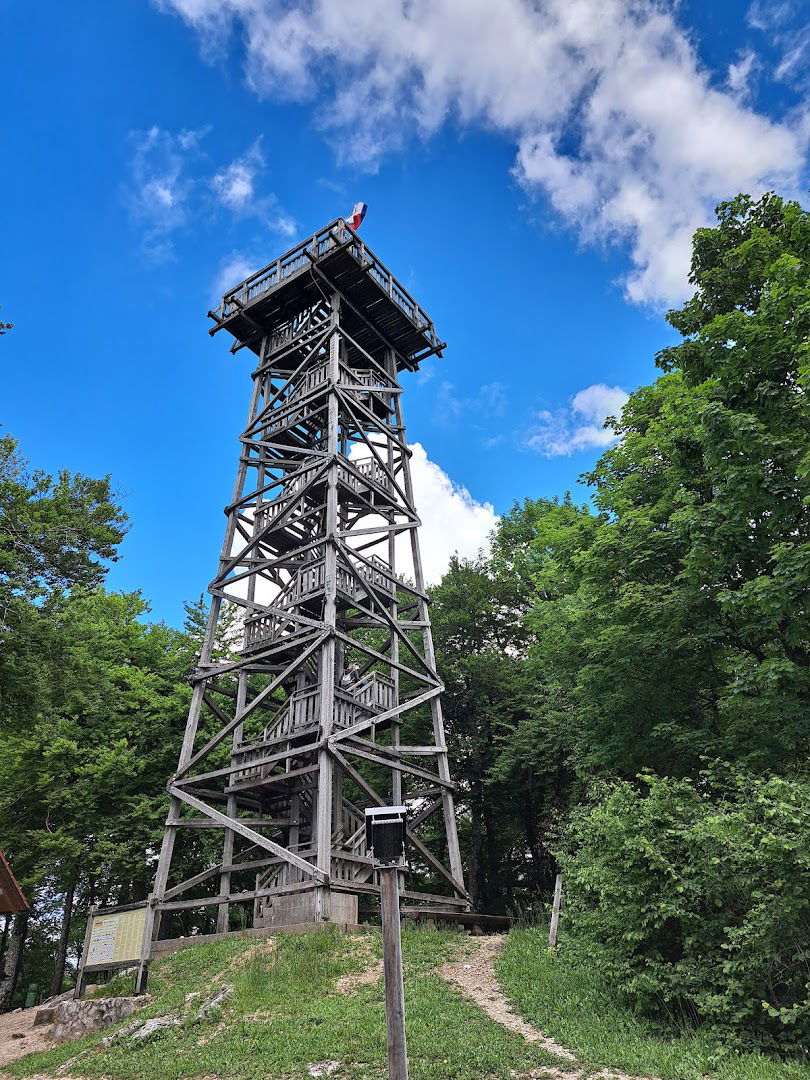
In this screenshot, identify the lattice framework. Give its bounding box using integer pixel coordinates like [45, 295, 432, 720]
[149, 222, 469, 938]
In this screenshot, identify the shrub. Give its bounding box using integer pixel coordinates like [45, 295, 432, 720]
[555, 770, 810, 1054]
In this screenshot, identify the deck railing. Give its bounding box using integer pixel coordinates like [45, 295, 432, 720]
[340, 456, 392, 495]
[235, 670, 397, 776]
[214, 220, 438, 348]
[250, 457, 391, 543]
[253, 468, 319, 532]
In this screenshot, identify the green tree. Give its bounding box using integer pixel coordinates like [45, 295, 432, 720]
[527, 193, 810, 778]
[0, 433, 130, 1004]
[0, 589, 195, 999]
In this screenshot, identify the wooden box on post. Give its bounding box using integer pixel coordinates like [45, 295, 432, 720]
[364, 806, 407, 867]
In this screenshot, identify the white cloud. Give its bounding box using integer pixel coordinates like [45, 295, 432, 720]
[746, 1, 793, 31]
[268, 211, 298, 239]
[774, 31, 810, 85]
[126, 126, 204, 261]
[408, 442, 498, 582]
[212, 138, 263, 211]
[347, 442, 497, 584]
[526, 383, 629, 457]
[213, 252, 262, 298]
[746, 2, 810, 91]
[155, 0, 808, 307]
[727, 50, 758, 99]
[126, 128, 296, 261]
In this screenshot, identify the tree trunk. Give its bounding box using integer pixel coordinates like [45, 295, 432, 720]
[482, 796, 500, 912]
[130, 878, 148, 904]
[0, 912, 29, 1012]
[468, 782, 483, 911]
[0, 915, 9, 971]
[50, 871, 77, 998]
[481, 721, 499, 912]
[522, 783, 545, 894]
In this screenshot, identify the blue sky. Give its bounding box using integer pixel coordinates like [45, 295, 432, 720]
[2, 0, 808, 626]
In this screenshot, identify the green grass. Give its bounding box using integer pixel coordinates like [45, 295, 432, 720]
[8, 927, 564, 1080]
[498, 928, 810, 1080]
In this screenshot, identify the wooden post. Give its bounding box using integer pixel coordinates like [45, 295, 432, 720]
[379, 866, 408, 1080]
[73, 905, 96, 1000]
[134, 896, 156, 995]
[548, 874, 563, 948]
[316, 299, 341, 921]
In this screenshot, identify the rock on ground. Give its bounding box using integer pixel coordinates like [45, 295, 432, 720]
[51, 997, 146, 1044]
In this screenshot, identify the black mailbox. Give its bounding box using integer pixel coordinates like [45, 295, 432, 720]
[365, 805, 407, 866]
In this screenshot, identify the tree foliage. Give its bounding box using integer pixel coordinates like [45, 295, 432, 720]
[432, 194, 810, 1054]
[557, 770, 810, 1052]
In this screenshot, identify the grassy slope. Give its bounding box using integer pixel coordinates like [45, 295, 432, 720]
[10, 926, 808, 1080]
[498, 929, 810, 1080]
[7, 927, 562, 1080]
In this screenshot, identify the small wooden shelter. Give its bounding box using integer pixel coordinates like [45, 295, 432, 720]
[0, 851, 29, 915]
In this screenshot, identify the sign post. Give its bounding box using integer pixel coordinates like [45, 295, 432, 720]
[365, 807, 408, 1080]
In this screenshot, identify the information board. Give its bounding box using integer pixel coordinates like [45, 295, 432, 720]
[86, 906, 147, 967]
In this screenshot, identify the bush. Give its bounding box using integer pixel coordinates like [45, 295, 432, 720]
[555, 770, 810, 1055]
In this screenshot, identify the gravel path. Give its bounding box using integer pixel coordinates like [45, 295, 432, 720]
[440, 934, 577, 1062]
[439, 934, 657, 1080]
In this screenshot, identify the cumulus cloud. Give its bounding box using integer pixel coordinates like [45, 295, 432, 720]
[347, 442, 497, 584]
[408, 442, 498, 582]
[155, 0, 808, 306]
[526, 383, 629, 457]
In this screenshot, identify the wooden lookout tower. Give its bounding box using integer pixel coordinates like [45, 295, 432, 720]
[148, 220, 469, 944]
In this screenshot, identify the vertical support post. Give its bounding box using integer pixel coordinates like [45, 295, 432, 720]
[548, 874, 563, 948]
[218, 356, 269, 934]
[316, 295, 341, 920]
[394, 393, 465, 896]
[386, 348, 402, 806]
[379, 866, 408, 1080]
[73, 905, 97, 1001]
[135, 896, 156, 995]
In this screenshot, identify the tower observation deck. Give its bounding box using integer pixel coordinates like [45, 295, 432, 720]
[147, 219, 469, 948]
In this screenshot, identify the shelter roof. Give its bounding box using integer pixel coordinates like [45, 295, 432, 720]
[0, 850, 29, 915]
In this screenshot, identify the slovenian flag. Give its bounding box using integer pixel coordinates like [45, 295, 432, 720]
[346, 202, 368, 230]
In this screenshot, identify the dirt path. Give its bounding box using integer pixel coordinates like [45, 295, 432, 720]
[440, 935, 577, 1062]
[0, 1007, 56, 1070]
[439, 934, 657, 1080]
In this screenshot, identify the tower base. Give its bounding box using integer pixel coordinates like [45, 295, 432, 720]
[254, 891, 358, 929]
